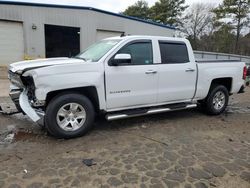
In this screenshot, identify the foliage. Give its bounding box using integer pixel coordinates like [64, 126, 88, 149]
[213, 0, 250, 52]
[191, 24, 250, 56]
[122, 0, 187, 26]
[179, 3, 215, 49]
[150, 0, 188, 25]
[238, 33, 250, 55]
[123, 0, 151, 19]
[209, 24, 235, 53]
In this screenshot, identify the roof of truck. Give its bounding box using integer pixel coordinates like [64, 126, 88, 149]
[105, 35, 188, 42]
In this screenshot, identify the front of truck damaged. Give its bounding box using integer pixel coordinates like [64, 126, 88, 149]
[9, 70, 42, 124]
[8, 38, 123, 126]
[8, 58, 85, 123]
[8, 57, 105, 125]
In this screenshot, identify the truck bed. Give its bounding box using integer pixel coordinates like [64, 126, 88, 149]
[194, 60, 245, 100]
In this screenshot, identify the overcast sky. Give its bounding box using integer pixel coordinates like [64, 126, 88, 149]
[4, 0, 223, 12]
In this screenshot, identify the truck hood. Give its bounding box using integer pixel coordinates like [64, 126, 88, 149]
[9, 57, 83, 73]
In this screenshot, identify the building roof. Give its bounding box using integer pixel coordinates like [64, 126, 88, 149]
[0, 1, 175, 30]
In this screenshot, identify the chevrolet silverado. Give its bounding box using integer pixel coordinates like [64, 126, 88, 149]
[8, 36, 247, 138]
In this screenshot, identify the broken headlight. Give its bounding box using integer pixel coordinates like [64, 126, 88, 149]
[8, 71, 24, 88]
[22, 76, 36, 101]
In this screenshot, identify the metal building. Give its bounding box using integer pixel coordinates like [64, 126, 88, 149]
[0, 1, 175, 65]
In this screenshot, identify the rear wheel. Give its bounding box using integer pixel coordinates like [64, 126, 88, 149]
[45, 93, 95, 139]
[202, 85, 229, 115]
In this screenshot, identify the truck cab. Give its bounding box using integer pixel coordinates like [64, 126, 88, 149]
[104, 37, 197, 111]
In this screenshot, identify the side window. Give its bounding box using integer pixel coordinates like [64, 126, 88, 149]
[159, 42, 189, 64]
[116, 41, 153, 65]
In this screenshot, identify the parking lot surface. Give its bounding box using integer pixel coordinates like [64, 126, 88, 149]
[0, 81, 249, 188]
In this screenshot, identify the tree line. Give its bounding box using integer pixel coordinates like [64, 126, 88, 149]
[122, 0, 250, 56]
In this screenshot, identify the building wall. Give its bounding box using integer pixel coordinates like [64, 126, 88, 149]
[0, 4, 174, 61]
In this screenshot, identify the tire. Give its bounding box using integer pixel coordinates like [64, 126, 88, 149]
[203, 85, 229, 115]
[45, 93, 95, 139]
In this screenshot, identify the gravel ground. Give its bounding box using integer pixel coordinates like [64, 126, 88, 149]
[0, 79, 9, 97]
[0, 81, 249, 188]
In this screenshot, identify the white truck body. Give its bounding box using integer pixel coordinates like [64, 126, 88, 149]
[8, 36, 246, 129]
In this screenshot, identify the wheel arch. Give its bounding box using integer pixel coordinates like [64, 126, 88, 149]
[45, 86, 100, 112]
[210, 77, 232, 94]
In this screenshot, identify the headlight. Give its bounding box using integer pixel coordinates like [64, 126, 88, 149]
[8, 71, 24, 88]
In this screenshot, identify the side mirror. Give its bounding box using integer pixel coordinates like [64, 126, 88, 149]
[111, 54, 131, 66]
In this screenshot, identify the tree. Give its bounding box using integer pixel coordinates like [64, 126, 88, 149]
[213, 0, 250, 53]
[122, 0, 150, 20]
[123, 0, 188, 26]
[150, 0, 188, 25]
[211, 24, 236, 53]
[179, 3, 215, 49]
[189, 24, 235, 54]
[238, 33, 250, 55]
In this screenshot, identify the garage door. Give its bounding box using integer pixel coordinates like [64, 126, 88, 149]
[0, 21, 24, 65]
[96, 30, 123, 41]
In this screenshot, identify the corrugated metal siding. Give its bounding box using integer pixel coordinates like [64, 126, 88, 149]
[0, 21, 24, 65]
[0, 4, 174, 64]
[96, 30, 123, 41]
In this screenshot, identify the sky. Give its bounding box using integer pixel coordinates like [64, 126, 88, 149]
[3, 0, 223, 13]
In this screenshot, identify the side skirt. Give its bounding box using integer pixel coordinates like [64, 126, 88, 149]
[106, 103, 197, 121]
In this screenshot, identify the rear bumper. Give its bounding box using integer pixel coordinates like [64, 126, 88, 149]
[238, 85, 245, 94]
[246, 77, 250, 86]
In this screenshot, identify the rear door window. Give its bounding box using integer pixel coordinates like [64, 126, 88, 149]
[159, 41, 189, 64]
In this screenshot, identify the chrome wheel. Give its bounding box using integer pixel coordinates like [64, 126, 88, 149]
[213, 91, 226, 111]
[56, 103, 86, 132]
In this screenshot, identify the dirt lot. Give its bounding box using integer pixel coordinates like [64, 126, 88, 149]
[0, 80, 249, 188]
[0, 79, 9, 97]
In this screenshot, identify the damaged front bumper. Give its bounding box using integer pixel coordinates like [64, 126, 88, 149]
[9, 89, 44, 123]
[9, 89, 22, 112]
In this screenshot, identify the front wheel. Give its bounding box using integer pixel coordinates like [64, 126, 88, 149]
[202, 85, 229, 115]
[45, 93, 95, 139]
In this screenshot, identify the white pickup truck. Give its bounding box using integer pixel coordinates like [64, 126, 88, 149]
[8, 36, 247, 138]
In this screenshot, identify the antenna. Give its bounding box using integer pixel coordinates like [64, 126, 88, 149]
[120, 32, 126, 37]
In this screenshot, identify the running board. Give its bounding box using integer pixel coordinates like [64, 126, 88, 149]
[106, 104, 197, 121]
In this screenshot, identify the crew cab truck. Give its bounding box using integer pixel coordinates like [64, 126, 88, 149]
[8, 36, 247, 138]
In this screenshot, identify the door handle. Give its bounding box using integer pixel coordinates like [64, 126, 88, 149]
[185, 68, 195, 72]
[145, 70, 157, 74]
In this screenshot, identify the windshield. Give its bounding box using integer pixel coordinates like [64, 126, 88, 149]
[75, 39, 121, 62]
